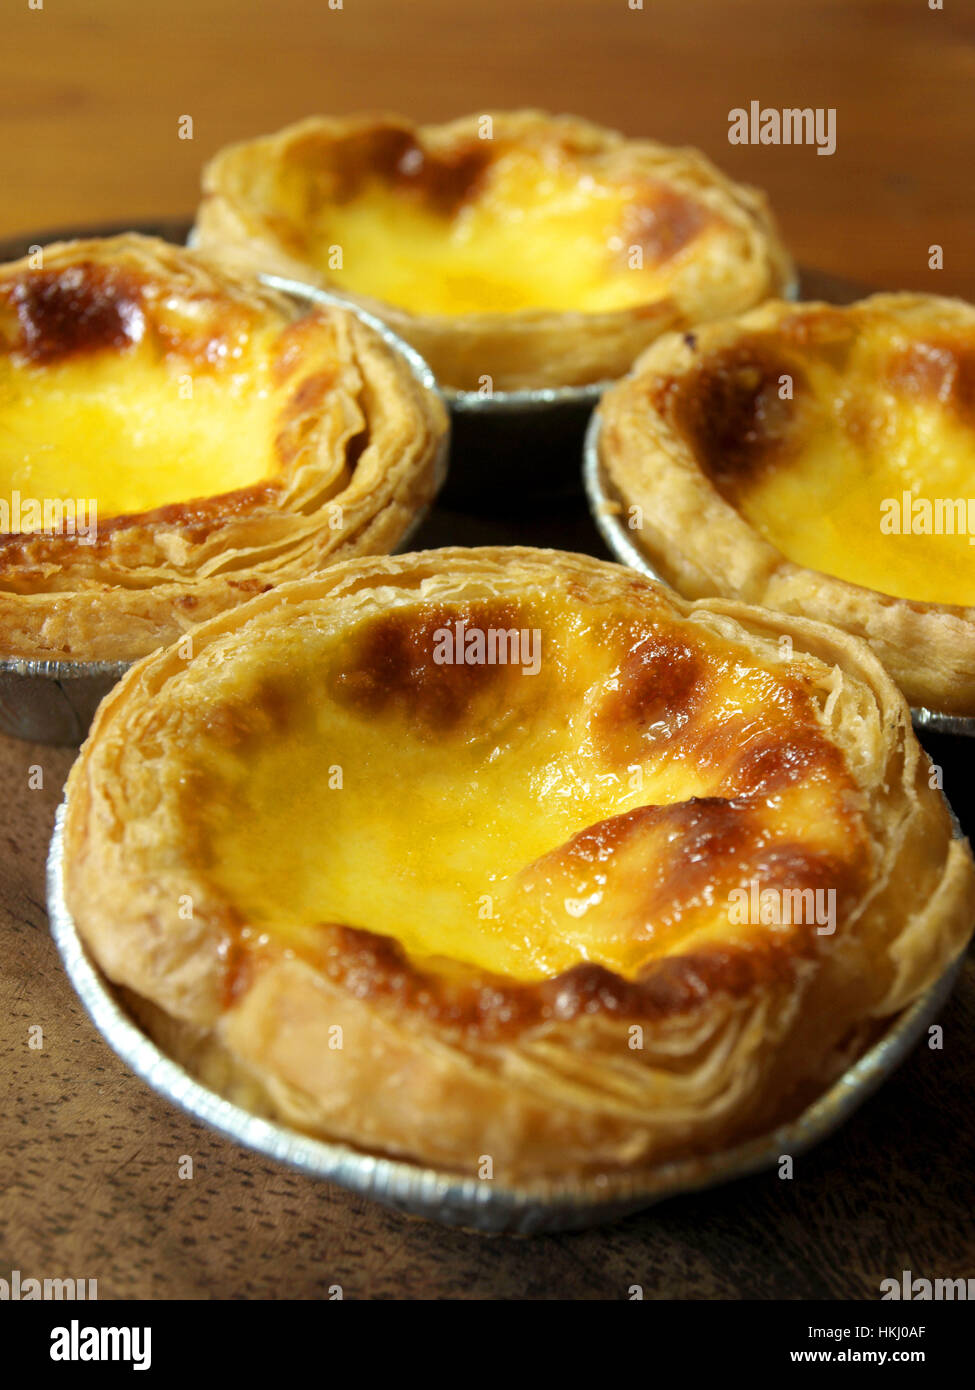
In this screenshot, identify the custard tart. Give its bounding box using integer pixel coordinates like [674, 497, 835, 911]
[0, 234, 446, 664]
[596, 294, 975, 715]
[194, 111, 794, 392]
[60, 548, 973, 1182]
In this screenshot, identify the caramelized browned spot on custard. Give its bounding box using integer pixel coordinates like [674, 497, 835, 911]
[724, 727, 846, 796]
[591, 627, 713, 762]
[327, 601, 532, 735]
[657, 336, 805, 497]
[197, 669, 308, 753]
[4, 263, 145, 364]
[885, 338, 975, 429]
[522, 793, 861, 948]
[287, 123, 493, 217]
[291, 921, 809, 1040]
[621, 186, 711, 265]
[537, 795, 754, 883]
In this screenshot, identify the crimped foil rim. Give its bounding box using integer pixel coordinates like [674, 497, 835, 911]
[0, 657, 132, 746]
[582, 407, 975, 740]
[46, 800, 966, 1234]
[0, 656, 130, 679]
[445, 379, 611, 413]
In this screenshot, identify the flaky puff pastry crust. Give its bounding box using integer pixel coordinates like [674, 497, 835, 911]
[61, 548, 973, 1183]
[597, 294, 975, 714]
[0, 234, 447, 663]
[194, 111, 794, 391]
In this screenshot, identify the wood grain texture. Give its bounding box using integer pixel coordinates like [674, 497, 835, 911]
[1, 0, 973, 297]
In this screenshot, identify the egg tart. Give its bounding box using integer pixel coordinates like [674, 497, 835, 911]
[596, 294, 975, 715]
[0, 234, 446, 664]
[193, 111, 794, 392]
[60, 547, 973, 1183]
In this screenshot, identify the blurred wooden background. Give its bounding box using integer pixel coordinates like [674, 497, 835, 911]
[2, 0, 973, 297]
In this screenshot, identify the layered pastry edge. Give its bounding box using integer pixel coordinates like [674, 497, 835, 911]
[59, 548, 975, 1181]
[598, 293, 975, 714]
[0, 234, 447, 664]
[194, 110, 795, 391]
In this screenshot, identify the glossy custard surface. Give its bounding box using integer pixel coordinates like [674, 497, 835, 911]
[173, 594, 863, 982]
[0, 263, 329, 526]
[674, 315, 975, 606]
[278, 140, 714, 316]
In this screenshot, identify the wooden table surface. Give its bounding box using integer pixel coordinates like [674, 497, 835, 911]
[2, 0, 974, 299]
[2, 0, 975, 1300]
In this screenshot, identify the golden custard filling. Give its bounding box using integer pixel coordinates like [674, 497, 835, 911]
[277, 143, 715, 317]
[0, 259, 353, 529]
[174, 596, 863, 983]
[678, 318, 975, 607]
[0, 338, 287, 523]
